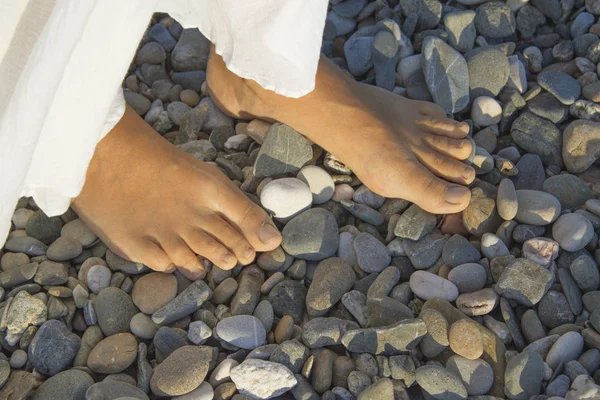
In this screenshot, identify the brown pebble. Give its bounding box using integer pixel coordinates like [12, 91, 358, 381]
[246, 119, 271, 144]
[312, 349, 336, 394]
[87, 333, 137, 374]
[274, 315, 294, 344]
[449, 319, 484, 360]
[441, 213, 469, 236]
[131, 272, 178, 314]
[180, 89, 200, 107]
[267, 331, 275, 344]
[332, 355, 355, 389]
[47, 286, 72, 298]
[438, 264, 451, 280]
[211, 277, 239, 305]
[590, 24, 600, 36]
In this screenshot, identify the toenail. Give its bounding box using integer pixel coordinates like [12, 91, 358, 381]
[462, 168, 474, 180]
[446, 186, 468, 204]
[244, 247, 255, 259]
[258, 223, 281, 244]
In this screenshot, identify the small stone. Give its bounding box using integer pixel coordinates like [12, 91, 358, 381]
[422, 37, 470, 113]
[353, 185, 385, 209]
[472, 96, 502, 126]
[297, 165, 335, 204]
[462, 188, 502, 237]
[130, 312, 158, 340]
[87, 333, 137, 374]
[33, 260, 68, 286]
[152, 280, 212, 325]
[341, 318, 427, 355]
[410, 270, 459, 302]
[442, 234, 481, 267]
[552, 213, 594, 252]
[495, 258, 553, 306]
[270, 339, 309, 374]
[302, 317, 359, 348]
[394, 205, 437, 241]
[260, 178, 312, 220]
[449, 319, 484, 360]
[468, 48, 510, 98]
[538, 290, 575, 328]
[344, 36, 374, 77]
[171, 28, 210, 71]
[444, 11, 477, 53]
[515, 190, 561, 226]
[522, 237, 559, 267]
[46, 237, 82, 261]
[563, 120, 600, 173]
[415, 365, 468, 400]
[282, 208, 339, 261]
[510, 112, 561, 167]
[546, 331, 584, 371]
[29, 320, 80, 375]
[475, 2, 516, 38]
[254, 123, 312, 178]
[60, 219, 97, 247]
[354, 233, 391, 273]
[538, 70, 582, 105]
[481, 233, 510, 260]
[30, 369, 94, 400]
[504, 351, 544, 400]
[341, 200, 385, 226]
[497, 178, 518, 220]
[570, 255, 600, 292]
[456, 288, 499, 316]
[306, 258, 356, 318]
[231, 359, 297, 399]
[86, 264, 111, 294]
[150, 345, 213, 397]
[216, 315, 267, 349]
[446, 355, 494, 396]
[404, 233, 446, 269]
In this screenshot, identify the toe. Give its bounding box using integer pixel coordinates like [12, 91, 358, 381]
[198, 211, 256, 265]
[423, 133, 473, 160]
[401, 162, 472, 214]
[163, 237, 210, 278]
[415, 149, 475, 185]
[218, 192, 282, 252]
[182, 230, 238, 270]
[134, 240, 176, 273]
[417, 102, 447, 119]
[416, 116, 470, 139]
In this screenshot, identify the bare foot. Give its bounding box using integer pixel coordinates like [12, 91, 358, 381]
[72, 105, 281, 279]
[208, 50, 475, 214]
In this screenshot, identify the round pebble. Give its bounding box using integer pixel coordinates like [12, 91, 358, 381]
[131, 272, 178, 315]
[297, 166, 335, 204]
[449, 319, 484, 360]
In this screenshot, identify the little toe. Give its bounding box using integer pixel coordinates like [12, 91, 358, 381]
[163, 237, 211, 277]
[423, 133, 473, 160]
[402, 162, 472, 213]
[182, 230, 238, 270]
[134, 241, 176, 273]
[199, 211, 256, 265]
[415, 149, 475, 185]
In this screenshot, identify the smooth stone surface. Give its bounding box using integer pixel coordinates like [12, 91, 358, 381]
[538, 70, 582, 105]
[448, 263, 487, 293]
[515, 190, 561, 225]
[341, 319, 427, 355]
[394, 205, 437, 241]
[475, 1, 516, 38]
[446, 355, 494, 396]
[306, 258, 356, 318]
[29, 320, 80, 376]
[570, 255, 600, 292]
[87, 333, 137, 374]
[442, 234, 481, 267]
[302, 317, 359, 348]
[497, 178, 518, 220]
[422, 36, 470, 113]
[449, 318, 484, 360]
[416, 365, 468, 400]
[95, 287, 138, 336]
[510, 112, 562, 167]
[152, 280, 212, 325]
[216, 315, 267, 350]
[542, 173, 594, 209]
[150, 345, 212, 397]
[260, 178, 313, 219]
[410, 271, 459, 302]
[545, 331, 584, 369]
[552, 213, 594, 252]
[504, 351, 544, 400]
[444, 10, 476, 53]
[31, 369, 94, 400]
[468, 48, 510, 98]
[472, 96, 502, 126]
[281, 208, 339, 261]
[230, 359, 297, 399]
[253, 123, 312, 178]
[353, 232, 391, 273]
[563, 120, 600, 173]
[297, 166, 335, 204]
[86, 381, 149, 400]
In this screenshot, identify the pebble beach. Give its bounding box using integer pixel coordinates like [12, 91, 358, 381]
[3, 0, 600, 399]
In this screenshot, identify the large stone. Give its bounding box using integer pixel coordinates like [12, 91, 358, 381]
[495, 258, 554, 306]
[29, 320, 80, 376]
[87, 333, 137, 374]
[253, 123, 313, 178]
[468, 48, 510, 98]
[95, 287, 138, 336]
[475, 2, 517, 38]
[510, 112, 562, 167]
[171, 28, 211, 72]
[281, 208, 339, 261]
[515, 190, 561, 225]
[31, 370, 94, 400]
[542, 174, 594, 209]
[563, 120, 600, 173]
[230, 359, 297, 399]
[150, 346, 213, 397]
[416, 365, 468, 399]
[421, 36, 470, 113]
[341, 319, 427, 355]
[306, 258, 356, 318]
[215, 315, 267, 350]
[504, 351, 544, 399]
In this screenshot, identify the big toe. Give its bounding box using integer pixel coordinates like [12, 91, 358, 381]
[403, 162, 471, 214]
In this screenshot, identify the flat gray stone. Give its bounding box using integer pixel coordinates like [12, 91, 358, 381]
[281, 208, 339, 261]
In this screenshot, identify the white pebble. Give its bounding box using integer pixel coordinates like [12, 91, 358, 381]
[471, 97, 502, 126]
[260, 178, 312, 220]
[409, 271, 459, 302]
[297, 165, 335, 204]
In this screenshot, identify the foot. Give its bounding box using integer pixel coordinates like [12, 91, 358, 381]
[72, 105, 282, 279]
[208, 51, 475, 214]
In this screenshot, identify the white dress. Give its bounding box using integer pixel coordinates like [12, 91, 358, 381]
[0, 0, 328, 245]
